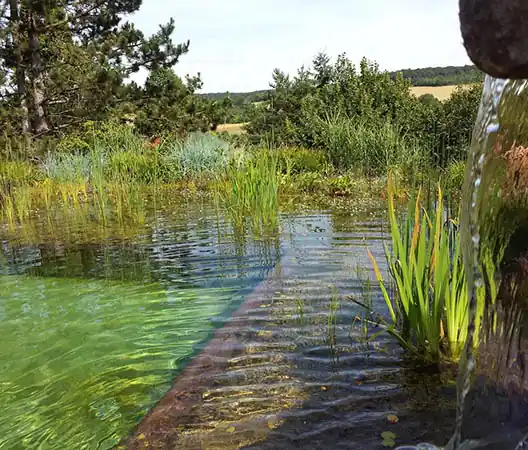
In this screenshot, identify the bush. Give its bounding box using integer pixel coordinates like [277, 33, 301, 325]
[162, 132, 236, 179]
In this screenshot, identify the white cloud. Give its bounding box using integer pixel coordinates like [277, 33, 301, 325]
[131, 0, 472, 93]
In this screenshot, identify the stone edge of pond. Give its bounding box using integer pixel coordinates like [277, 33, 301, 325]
[117, 261, 292, 450]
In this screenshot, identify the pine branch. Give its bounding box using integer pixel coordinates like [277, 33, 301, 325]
[42, 0, 108, 32]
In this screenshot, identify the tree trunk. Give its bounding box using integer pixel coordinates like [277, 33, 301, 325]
[8, 0, 29, 134]
[27, 9, 49, 134]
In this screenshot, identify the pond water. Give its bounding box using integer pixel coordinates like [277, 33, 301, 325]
[0, 199, 459, 449]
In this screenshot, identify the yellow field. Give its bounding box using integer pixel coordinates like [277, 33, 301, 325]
[216, 122, 249, 134]
[410, 85, 471, 101]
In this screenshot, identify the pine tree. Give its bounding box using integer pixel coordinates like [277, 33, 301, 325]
[0, 0, 191, 136]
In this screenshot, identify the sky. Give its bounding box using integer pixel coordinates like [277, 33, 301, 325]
[131, 0, 472, 93]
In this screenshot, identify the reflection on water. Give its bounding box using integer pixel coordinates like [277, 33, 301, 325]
[456, 76, 528, 448]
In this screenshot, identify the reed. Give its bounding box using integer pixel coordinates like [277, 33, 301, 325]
[216, 149, 279, 233]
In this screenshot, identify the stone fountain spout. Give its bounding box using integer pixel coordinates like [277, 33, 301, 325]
[459, 0, 528, 79]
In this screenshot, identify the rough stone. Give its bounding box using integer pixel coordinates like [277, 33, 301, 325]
[459, 0, 528, 79]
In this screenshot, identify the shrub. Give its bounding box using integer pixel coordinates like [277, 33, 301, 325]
[162, 132, 235, 179]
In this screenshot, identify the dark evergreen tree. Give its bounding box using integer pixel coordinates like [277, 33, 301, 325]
[0, 0, 193, 137]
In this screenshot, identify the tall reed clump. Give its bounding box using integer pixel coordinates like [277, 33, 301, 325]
[359, 175, 497, 364]
[216, 149, 279, 233]
[313, 112, 427, 177]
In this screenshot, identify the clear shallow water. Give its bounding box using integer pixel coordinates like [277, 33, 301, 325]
[1, 201, 459, 449]
[0, 203, 278, 449]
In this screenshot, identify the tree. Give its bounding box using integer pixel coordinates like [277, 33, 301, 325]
[131, 68, 210, 136]
[0, 0, 191, 136]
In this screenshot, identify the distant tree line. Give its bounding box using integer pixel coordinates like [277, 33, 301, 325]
[390, 65, 484, 86]
[202, 64, 484, 125]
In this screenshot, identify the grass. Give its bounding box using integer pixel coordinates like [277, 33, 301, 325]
[313, 114, 428, 177]
[215, 149, 279, 233]
[355, 174, 498, 364]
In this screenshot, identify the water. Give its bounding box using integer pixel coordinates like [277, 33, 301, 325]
[454, 75, 528, 449]
[0, 202, 279, 449]
[0, 199, 464, 449]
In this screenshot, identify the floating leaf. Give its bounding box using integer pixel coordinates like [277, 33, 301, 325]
[387, 414, 399, 424]
[226, 426, 236, 433]
[381, 431, 396, 448]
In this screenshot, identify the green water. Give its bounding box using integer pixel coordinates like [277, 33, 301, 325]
[0, 276, 246, 449]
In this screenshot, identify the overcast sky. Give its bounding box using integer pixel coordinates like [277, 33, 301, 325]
[131, 0, 471, 93]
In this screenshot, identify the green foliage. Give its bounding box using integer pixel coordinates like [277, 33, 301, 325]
[0, 161, 39, 185]
[42, 152, 92, 184]
[435, 84, 482, 163]
[131, 69, 210, 136]
[418, 94, 441, 107]
[163, 132, 236, 179]
[106, 151, 160, 184]
[247, 53, 483, 171]
[0, 1, 220, 140]
[391, 65, 483, 86]
[313, 114, 426, 176]
[277, 147, 328, 175]
[216, 150, 279, 232]
[442, 160, 467, 195]
[201, 65, 482, 123]
[270, 53, 414, 145]
[362, 177, 497, 363]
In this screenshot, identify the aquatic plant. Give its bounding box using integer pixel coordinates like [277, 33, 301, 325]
[216, 149, 279, 232]
[359, 175, 497, 363]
